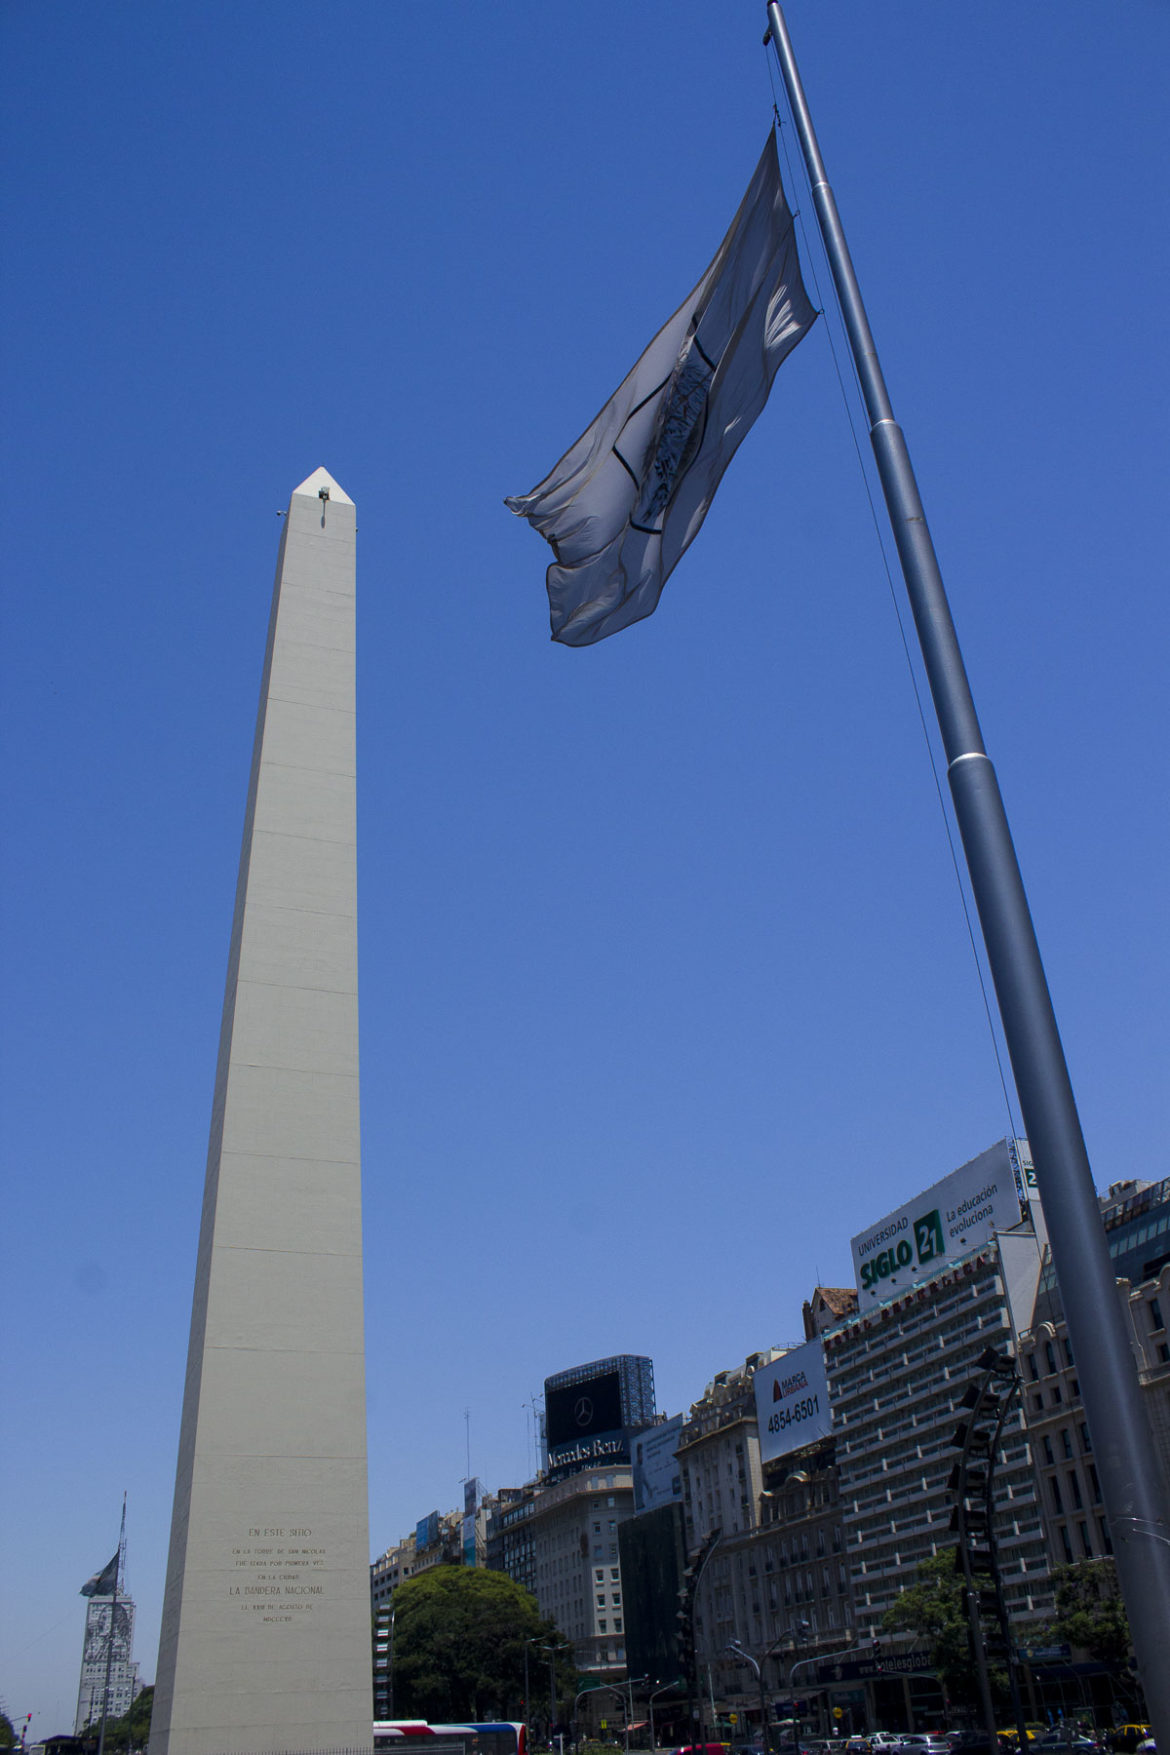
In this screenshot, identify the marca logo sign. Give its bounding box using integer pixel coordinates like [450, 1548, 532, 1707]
[753, 1339, 832, 1464]
[850, 1140, 1024, 1308]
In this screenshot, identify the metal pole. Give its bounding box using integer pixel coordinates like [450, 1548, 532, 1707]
[764, 4, 1170, 1738]
[388, 1601, 396, 1720]
[96, 1499, 126, 1755]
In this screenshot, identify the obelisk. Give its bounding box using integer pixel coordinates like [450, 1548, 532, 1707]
[151, 469, 371, 1755]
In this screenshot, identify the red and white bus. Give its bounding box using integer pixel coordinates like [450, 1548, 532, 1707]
[373, 1722, 526, 1755]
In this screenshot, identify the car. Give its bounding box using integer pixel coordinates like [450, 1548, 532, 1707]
[946, 1735, 997, 1755]
[887, 1739, 952, 1755]
[1107, 1731, 1151, 1754]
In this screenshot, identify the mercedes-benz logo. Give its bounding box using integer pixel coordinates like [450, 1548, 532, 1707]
[573, 1395, 594, 1427]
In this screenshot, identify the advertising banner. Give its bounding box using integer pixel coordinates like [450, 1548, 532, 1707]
[753, 1339, 831, 1463]
[850, 1140, 1025, 1308]
[545, 1368, 624, 1448]
[546, 1366, 633, 1476]
[632, 1414, 684, 1510]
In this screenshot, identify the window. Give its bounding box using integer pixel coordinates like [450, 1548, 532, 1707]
[1049, 1477, 1063, 1513]
[1042, 1436, 1055, 1465]
[607, 1495, 616, 1507]
[608, 1519, 616, 1531]
[610, 1567, 620, 1581]
[1080, 1422, 1093, 1453]
[1089, 1463, 1102, 1503]
[1027, 1354, 1040, 1382]
[598, 1618, 607, 1632]
[1051, 1386, 1064, 1406]
[1063, 1337, 1075, 1368]
[1060, 1526, 1074, 1562]
[614, 1618, 622, 1633]
[597, 1594, 606, 1607]
[595, 1570, 604, 1582]
[1045, 1340, 1057, 1374]
[1061, 1428, 1073, 1459]
[1069, 1471, 1083, 1510]
[593, 1522, 601, 1534]
[1151, 1297, 1165, 1332]
[1079, 1521, 1092, 1557]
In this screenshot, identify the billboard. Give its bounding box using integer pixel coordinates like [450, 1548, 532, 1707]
[545, 1367, 624, 1450]
[632, 1414, 684, 1511]
[753, 1340, 831, 1463]
[850, 1139, 1025, 1308]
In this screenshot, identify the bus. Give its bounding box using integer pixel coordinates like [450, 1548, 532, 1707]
[373, 1723, 526, 1755]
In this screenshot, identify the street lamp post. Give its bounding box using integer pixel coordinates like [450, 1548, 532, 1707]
[577, 1682, 641, 1752]
[525, 1639, 554, 1744]
[625, 1676, 650, 1753]
[727, 1642, 767, 1750]
[524, 1642, 533, 1743]
[648, 1680, 685, 1753]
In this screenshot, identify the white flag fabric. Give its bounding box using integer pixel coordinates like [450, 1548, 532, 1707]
[506, 134, 816, 646]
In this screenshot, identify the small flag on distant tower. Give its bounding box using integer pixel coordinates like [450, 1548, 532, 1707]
[81, 1553, 119, 1597]
[506, 132, 816, 645]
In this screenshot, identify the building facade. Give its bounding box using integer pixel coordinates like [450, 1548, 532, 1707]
[1020, 1176, 1170, 1570]
[75, 1594, 140, 1735]
[529, 1465, 636, 1675]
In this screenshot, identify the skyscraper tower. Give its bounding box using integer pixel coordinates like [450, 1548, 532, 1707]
[150, 469, 371, 1755]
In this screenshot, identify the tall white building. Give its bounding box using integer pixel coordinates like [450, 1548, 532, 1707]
[75, 1593, 140, 1734]
[529, 1465, 637, 1676]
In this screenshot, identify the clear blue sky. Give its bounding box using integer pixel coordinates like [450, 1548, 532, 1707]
[3, 0, 1167, 1734]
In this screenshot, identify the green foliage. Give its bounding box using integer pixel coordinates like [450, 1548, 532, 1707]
[880, 1549, 1005, 1709]
[392, 1566, 576, 1723]
[80, 1686, 153, 1752]
[0, 1711, 16, 1751]
[1047, 1561, 1132, 1667]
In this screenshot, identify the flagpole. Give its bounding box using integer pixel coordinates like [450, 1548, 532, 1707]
[764, 1, 1170, 1735]
[96, 1497, 126, 1755]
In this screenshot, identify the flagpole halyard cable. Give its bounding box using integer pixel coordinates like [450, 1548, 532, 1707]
[764, 62, 1021, 1148]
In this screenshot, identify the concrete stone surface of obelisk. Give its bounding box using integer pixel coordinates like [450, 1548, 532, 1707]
[150, 469, 371, 1755]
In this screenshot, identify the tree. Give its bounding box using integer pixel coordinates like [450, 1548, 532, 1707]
[1047, 1560, 1132, 1668]
[80, 1686, 154, 1753]
[0, 1711, 16, 1751]
[392, 1567, 576, 1724]
[880, 1549, 1004, 1711]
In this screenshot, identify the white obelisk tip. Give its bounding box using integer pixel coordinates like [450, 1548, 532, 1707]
[290, 465, 354, 506]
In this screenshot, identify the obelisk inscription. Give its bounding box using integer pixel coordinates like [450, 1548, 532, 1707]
[151, 470, 371, 1755]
